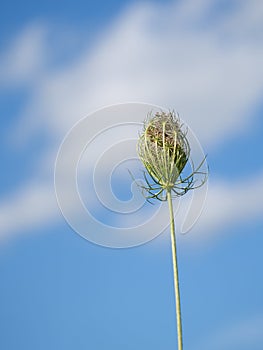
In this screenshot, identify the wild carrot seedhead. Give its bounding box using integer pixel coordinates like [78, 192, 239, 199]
[137, 110, 207, 201]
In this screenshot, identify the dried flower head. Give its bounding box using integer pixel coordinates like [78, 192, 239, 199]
[137, 110, 207, 201]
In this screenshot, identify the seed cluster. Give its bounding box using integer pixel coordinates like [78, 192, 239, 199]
[136, 110, 207, 201]
[138, 111, 189, 189]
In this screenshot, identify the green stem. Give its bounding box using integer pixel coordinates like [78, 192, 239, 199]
[167, 190, 183, 350]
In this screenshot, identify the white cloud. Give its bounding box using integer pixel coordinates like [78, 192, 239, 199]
[0, 159, 262, 245]
[0, 23, 47, 86]
[194, 315, 263, 350]
[0, 183, 58, 239]
[1, 0, 263, 243]
[6, 0, 262, 146]
[175, 171, 263, 246]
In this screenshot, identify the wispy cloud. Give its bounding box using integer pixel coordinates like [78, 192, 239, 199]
[1, 0, 263, 242]
[0, 23, 47, 87]
[14, 0, 262, 145]
[0, 182, 58, 238]
[194, 315, 263, 350]
[176, 171, 263, 244]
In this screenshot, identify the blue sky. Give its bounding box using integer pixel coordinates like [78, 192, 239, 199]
[1, 0, 263, 349]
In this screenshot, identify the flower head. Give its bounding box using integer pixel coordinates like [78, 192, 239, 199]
[137, 111, 207, 201]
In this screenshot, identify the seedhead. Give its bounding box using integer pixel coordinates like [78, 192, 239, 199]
[137, 110, 207, 201]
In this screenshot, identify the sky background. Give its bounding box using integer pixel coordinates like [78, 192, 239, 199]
[1, 0, 263, 349]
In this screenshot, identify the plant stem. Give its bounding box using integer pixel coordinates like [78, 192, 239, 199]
[167, 190, 183, 350]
